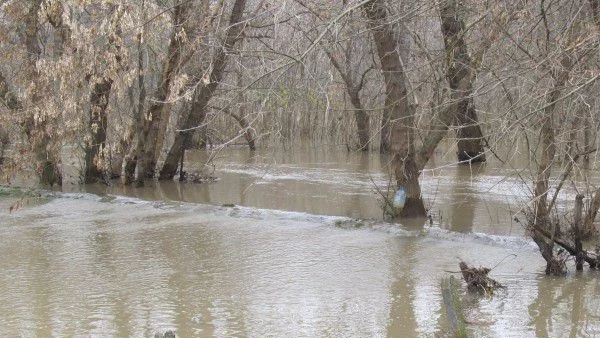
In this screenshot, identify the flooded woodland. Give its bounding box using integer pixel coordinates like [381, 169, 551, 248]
[2, 145, 600, 337]
[1, 0, 600, 337]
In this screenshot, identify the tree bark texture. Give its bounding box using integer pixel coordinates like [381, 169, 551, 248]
[136, 0, 192, 183]
[363, 0, 425, 217]
[84, 80, 113, 183]
[159, 0, 248, 180]
[440, 0, 486, 164]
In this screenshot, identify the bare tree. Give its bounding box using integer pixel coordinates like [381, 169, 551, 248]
[159, 0, 248, 180]
[439, 0, 486, 163]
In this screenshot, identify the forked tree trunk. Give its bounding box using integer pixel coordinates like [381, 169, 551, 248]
[159, 0, 247, 180]
[134, 0, 192, 183]
[363, 0, 425, 217]
[440, 0, 486, 164]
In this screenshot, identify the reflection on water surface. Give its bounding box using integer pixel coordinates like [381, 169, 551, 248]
[2, 146, 599, 337]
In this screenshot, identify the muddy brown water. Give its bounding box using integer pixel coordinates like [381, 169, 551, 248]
[1, 146, 599, 337]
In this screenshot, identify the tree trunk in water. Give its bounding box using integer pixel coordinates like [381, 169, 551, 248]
[122, 26, 147, 185]
[322, 45, 370, 151]
[574, 194, 584, 271]
[363, 0, 425, 217]
[530, 62, 570, 275]
[135, 1, 191, 183]
[455, 105, 485, 163]
[159, 0, 247, 180]
[235, 53, 256, 151]
[225, 109, 256, 151]
[159, 89, 209, 180]
[84, 6, 124, 183]
[348, 90, 370, 151]
[84, 80, 112, 183]
[583, 187, 600, 236]
[439, 0, 486, 164]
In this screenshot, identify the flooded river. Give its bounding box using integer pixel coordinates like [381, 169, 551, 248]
[1, 146, 599, 337]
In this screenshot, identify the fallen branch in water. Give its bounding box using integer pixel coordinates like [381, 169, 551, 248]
[440, 276, 467, 338]
[459, 261, 504, 295]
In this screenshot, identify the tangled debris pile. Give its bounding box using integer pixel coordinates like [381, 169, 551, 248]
[459, 261, 504, 295]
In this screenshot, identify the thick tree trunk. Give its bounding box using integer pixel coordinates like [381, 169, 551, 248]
[135, 1, 191, 183]
[363, 0, 425, 217]
[159, 0, 247, 180]
[440, 0, 486, 164]
[84, 80, 112, 183]
[83, 6, 124, 183]
[159, 85, 211, 180]
[455, 105, 485, 163]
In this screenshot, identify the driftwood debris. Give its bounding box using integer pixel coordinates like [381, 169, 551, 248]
[441, 276, 467, 338]
[459, 261, 503, 295]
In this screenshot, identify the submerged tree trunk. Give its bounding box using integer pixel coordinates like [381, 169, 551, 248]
[349, 90, 370, 151]
[159, 0, 247, 180]
[83, 6, 125, 183]
[323, 43, 371, 151]
[439, 0, 486, 164]
[583, 188, 600, 236]
[84, 80, 112, 183]
[530, 62, 570, 275]
[363, 0, 425, 217]
[122, 10, 147, 184]
[224, 107, 256, 150]
[235, 53, 256, 151]
[134, 0, 192, 183]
